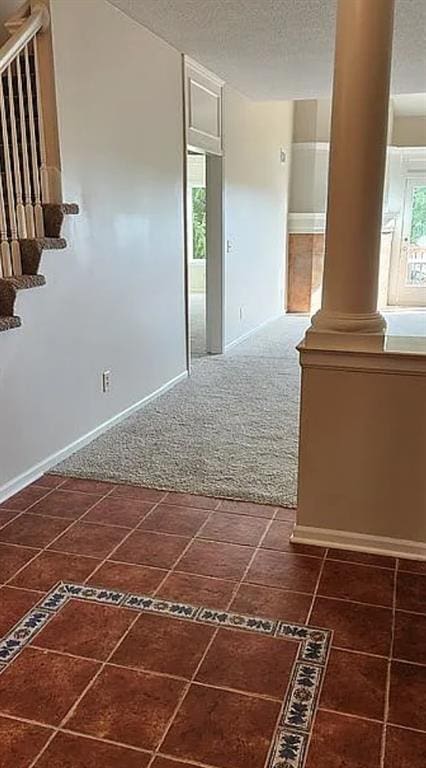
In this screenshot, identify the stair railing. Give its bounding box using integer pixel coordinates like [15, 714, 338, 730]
[0, 2, 51, 278]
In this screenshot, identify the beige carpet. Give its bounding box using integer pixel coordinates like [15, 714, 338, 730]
[53, 308, 426, 508]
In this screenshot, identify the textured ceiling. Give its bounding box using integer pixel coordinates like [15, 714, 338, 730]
[109, 0, 426, 100]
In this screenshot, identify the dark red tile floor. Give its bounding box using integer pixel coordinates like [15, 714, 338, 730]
[0, 475, 425, 767]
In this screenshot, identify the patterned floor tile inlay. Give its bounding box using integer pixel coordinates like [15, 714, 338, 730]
[0, 582, 332, 768]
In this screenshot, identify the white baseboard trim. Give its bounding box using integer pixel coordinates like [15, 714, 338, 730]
[0, 370, 189, 505]
[291, 525, 426, 560]
[224, 313, 285, 352]
[292, 525, 426, 561]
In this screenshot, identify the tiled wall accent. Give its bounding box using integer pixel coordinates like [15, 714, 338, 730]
[287, 234, 325, 312]
[287, 231, 395, 312]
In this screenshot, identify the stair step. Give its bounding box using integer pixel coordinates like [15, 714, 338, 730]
[61, 203, 79, 215]
[43, 203, 79, 237]
[20, 237, 67, 250]
[40, 237, 67, 249]
[0, 316, 21, 332]
[4, 274, 46, 290]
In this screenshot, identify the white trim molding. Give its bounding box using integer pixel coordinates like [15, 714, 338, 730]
[288, 212, 326, 234]
[184, 56, 224, 156]
[298, 338, 426, 373]
[289, 211, 399, 235]
[292, 141, 330, 152]
[0, 371, 188, 505]
[292, 524, 426, 561]
[224, 313, 285, 352]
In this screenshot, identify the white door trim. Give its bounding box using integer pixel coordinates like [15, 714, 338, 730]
[206, 153, 225, 354]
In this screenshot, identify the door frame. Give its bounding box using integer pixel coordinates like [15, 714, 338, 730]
[205, 153, 225, 355]
[184, 150, 225, 366]
[182, 54, 225, 369]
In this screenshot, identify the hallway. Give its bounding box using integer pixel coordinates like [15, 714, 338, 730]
[55, 312, 306, 508]
[54, 308, 425, 509]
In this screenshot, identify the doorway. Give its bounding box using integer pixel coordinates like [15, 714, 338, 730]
[187, 152, 207, 358]
[391, 176, 426, 307]
[185, 151, 224, 364]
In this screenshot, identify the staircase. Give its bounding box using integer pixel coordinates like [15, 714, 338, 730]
[0, 2, 77, 332]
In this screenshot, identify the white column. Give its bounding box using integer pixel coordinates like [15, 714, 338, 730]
[308, 0, 395, 348]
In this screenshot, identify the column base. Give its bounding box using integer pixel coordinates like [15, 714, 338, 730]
[305, 309, 387, 351]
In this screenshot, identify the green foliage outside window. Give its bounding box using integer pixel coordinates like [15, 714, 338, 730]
[410, 186, 426, 243]
[192, 187, 206, 259]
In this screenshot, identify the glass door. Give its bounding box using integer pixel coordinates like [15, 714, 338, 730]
[394, 177, 426, 306]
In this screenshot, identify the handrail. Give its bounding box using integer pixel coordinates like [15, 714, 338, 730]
[0, 3, 49, 75]
[0, 1, 52, 276]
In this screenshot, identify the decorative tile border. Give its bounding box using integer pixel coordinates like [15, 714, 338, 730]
[0, 582, 332, 768]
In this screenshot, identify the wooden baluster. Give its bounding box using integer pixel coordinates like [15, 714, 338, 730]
[0, 152, 12, 277]
[0, 70, 11, 275]
[24, 43, 44, 237]
[0, 69, 21, 275]
[16, 53, 35, 239]
[32, 35, 49, 204]
[7, 62, 27, 239]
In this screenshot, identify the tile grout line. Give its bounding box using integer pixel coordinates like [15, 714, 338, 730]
[299, 548, 332, 768]
[225, 508, 289, 768]
[82, 492, 170, 587]
[5, 493, 412, 613]
[150, 499, 226, 599]
[145, 507, 280, 768]
[27, 594, 149, 767]
[3, 482, 423, 766]
[28, 641, 287, 703]
[22, 491, 230, 767]
[379, 557, 398, 768]
[0, 481, 67, 533]
[0, 479, 67, 512]
[3, 707, 221, 768]
[2, 484, 120, 591]
[305, 547, 328, 626]
[2, 505, 389, 768]
[225, 507, 280, 612]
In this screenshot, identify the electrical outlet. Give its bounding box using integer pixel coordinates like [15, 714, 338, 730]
[102, 370, 111, 393]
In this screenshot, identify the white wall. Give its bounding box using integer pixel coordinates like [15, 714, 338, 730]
[223, 88, 293, 344]
[0, 0, 186, 493]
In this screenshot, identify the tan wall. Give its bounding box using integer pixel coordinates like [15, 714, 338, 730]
[0, 0, 26, 43]
[292, 99, 331, 143]
[392, 115, 426, 147]
[297, 359, 426, 544]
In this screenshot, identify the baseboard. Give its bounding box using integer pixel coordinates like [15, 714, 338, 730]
[0, 370, 188, 505]
[225, 313, 284, 352]
[292, 524, 426, 561]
